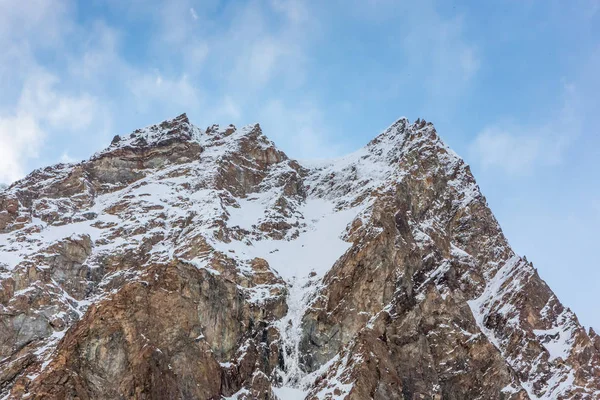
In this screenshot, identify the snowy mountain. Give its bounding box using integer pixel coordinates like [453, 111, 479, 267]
[0, 114, 598, 399]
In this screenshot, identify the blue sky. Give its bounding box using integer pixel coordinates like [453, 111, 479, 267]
[0, 0, 598, 329]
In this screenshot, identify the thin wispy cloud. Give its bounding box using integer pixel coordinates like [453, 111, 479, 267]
[59, 151, 76, 164]
[469, 70, 592, 176]
[0, 115, 44, 183]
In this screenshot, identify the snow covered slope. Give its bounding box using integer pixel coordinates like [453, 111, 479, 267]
[0, 114, 598, 399]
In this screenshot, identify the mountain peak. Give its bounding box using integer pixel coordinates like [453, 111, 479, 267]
[367, 116, 438, 149]
[107, 112, 197, 151]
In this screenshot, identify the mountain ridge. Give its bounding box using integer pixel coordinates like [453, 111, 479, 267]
[0, 114, 598, 399]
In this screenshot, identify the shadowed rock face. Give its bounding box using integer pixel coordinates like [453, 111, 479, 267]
[0, 115, 598, 399]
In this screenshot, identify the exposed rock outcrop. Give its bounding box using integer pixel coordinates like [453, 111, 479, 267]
[0, 114, 598, 399]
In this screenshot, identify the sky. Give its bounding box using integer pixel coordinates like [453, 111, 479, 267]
[0, 0, 599, 329]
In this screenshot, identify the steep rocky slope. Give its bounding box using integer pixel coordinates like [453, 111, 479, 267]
[0, 114, 598, 399]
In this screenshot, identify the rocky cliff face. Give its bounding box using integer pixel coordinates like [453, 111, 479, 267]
[0, 114, 598, 399]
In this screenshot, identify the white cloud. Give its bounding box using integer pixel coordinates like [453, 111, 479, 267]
[469, 84, 582, 175]
[0, 114, 44, 183]
[206, 1, 310, 91]
[270, 0, 309, 24]
[214, 96, 242, 121]
[0, 0, 71, 47]
[18, 72, 98, 130]
[183, 41, 210, 70]
[401, 8, 480, 100]
[153, 0, 312, 91]
[0, 0, 73, 105]
[259, 99, 347, 159]
[0, 1, 105, 183]
[241, 38, 286, 87]
[68, 23, 126, 82]
[459, 46, 481, 81]
[157, 0, 201, 46]
[60, 151, 76, 164]
[0, 70, 99, 183]
[343, 0, 480, 103]
[469, 127, 544, 175]
[129, 71, 201, 113]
